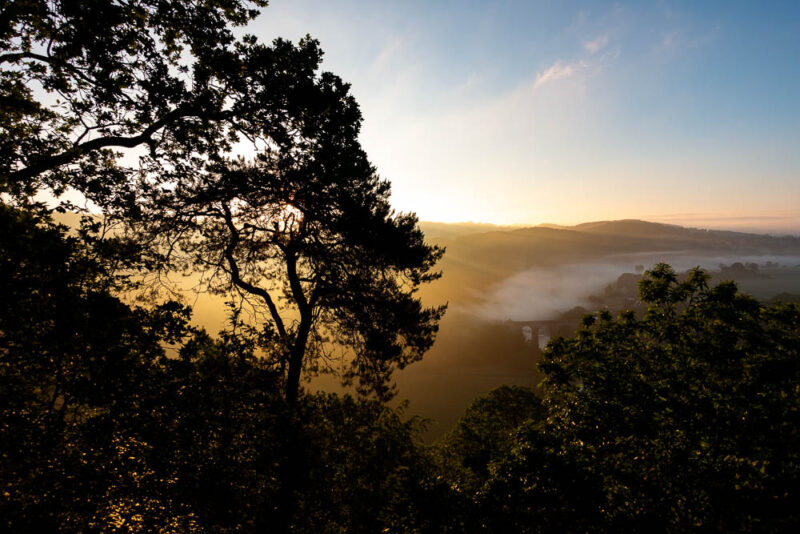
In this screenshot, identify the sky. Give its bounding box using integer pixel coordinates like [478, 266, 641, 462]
[247, 1, 800, 233]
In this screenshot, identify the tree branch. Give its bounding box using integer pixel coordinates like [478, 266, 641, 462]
[220, 203, 286, 338]
[8, 105, 231, 183]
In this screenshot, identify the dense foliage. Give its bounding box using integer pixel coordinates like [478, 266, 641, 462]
[0, 206, 446, 532]
[4, 205, 800, 531]
[3, 1, 800, 532]
[141, 146, 444, 405]
[2, 0, 445, 402]
[478, 264, 800, 532]
[436, 385, 543, 495]
[0, 0, 314, 205]
[1, 1, 449, 529]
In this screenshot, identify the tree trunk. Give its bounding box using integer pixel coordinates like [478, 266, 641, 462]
[285, 312, 311, 405]
[284, 248, 312, 405]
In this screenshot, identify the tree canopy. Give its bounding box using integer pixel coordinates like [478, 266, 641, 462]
[436, 385, 543, 495]
[1, 0, 336, 211]
[1, 0, 446, 402]
[6, 1, 800, 531]
[0, 203, 449, 532]
[142, 154, 445, 402]
[480, 264, 800, 532]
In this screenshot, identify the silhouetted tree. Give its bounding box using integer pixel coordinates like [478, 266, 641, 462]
[2, 0, 446, 403]
[143, 154, 445, 403]
[1, 204, 452, 532]
[1, 2, 452, 529]
[0, 204, 198, 530]
[436, 385, 543, 494]
[483, 264, 800, 532]
[0, 0, 342, 214]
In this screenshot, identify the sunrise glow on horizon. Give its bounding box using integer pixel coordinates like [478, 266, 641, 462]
[250, 1, 800, 234]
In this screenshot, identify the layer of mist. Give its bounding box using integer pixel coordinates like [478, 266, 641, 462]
[478, 253, 800, 322]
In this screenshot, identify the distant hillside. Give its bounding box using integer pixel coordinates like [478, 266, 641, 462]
[418, 221, 519, 240]
[570, 219, 800, 249]
[419, 219, 800, 306]
[432, 219, 800, 259]
[574, 219, 696, 238]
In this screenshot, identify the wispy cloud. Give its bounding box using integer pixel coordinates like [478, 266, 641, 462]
[584, 34, 609, 54]
[534, 60, 585, 89]
[373, 36, 403, 69]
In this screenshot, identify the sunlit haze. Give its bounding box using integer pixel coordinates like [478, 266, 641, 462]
[249, 1, 800, 234]
[9, 4, 800, 525]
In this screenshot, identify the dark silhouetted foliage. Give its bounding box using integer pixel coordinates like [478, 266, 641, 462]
[140, 146, 445, 405]
[437, 385, 543, 494]
[0, 0, 326, 207]
[0, 205, 450, 532]
[1, 0, 446, 405]
[1, 2, 450, 530]
[0, 203, 196, 530]
[6, 1, 800, 532]
[481, 264, 800, 532]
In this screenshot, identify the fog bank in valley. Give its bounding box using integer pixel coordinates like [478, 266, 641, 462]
[476, 254, 800, 322]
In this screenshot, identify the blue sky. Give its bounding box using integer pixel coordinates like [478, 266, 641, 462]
[249, 1, 800, 233]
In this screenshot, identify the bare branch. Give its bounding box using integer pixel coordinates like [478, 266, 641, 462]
[8, 106, 232, 183]
[221, 203, 286, 338]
